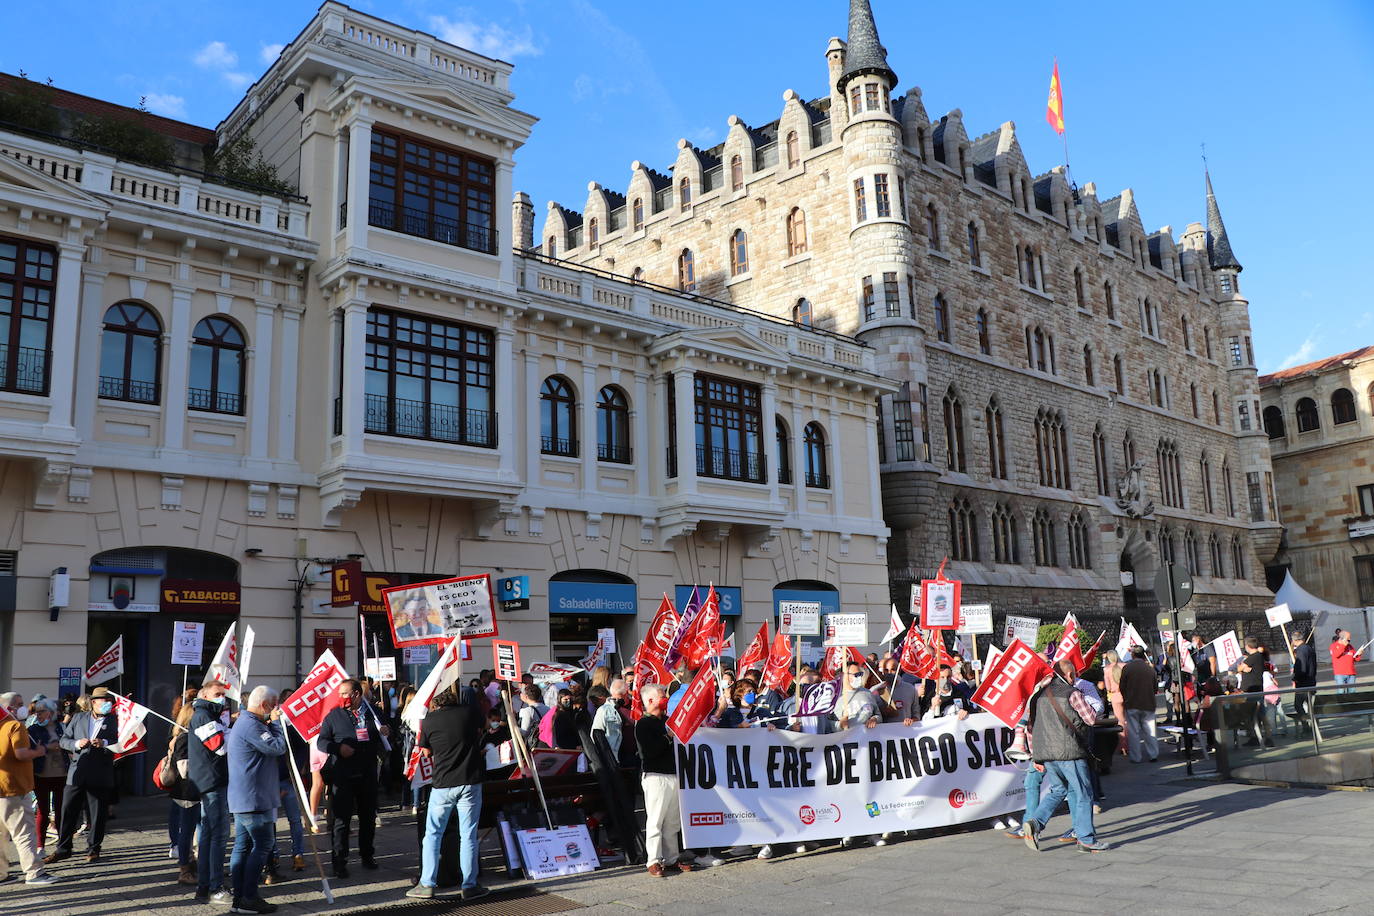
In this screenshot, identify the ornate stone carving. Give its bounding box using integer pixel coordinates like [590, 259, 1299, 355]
[1115, 461, 1155, 519]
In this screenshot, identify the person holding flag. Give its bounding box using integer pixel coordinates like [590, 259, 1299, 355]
[188, 676, 233, 903]
[46, 686, 120, 867]
[635, 683, 691, 878]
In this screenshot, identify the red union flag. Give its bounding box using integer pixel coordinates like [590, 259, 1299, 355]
[666, 664, 717, 744]
[405, 741, 434, 789]
[898, 626, 938, 679]
[282, 654, 348, 740]
[1080, 629, 1108, 672]
[110, 694, 150, 756]
[970, 638, 1053, 729]
[679, 586, 724, 669]
[84, 636, 124, 687]
[737, 621, 769, 672]
[760, 631, 794, 693]
[1056, 619, 1086, 671]
[643, 594, 679, 662]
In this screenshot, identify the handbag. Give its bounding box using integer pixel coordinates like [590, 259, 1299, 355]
[154, 751, 178, 790]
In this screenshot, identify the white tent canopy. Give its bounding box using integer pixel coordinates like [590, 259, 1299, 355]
[1273, 571, 1373, 647]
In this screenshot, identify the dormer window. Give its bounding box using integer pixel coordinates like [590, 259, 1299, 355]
[679, 177, 692, 211]
[865, 83, 880, 111]
[632, 198, 644, 231]
[730, 154, 744, 192]
[588, 217, 599, 247]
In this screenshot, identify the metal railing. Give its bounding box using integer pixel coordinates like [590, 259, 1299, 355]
[0, 344, 48, 394]
[99, 376, 158, 403]
[696, 444, 766, 483]
[540, 435, 577, 457]
[363, 393, 495, 447]
[187, 387, 242, 414]
[1208, 683, 1374, 781]
[598, 442, 632, 464]
[368, 203, 496, 255]
[805, 469, 830, 488]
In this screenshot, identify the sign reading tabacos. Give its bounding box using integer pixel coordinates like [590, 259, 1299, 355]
[160, 580, 240, 614]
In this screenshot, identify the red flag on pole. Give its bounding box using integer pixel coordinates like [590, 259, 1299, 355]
[678, 585, 724, 669]
[1056, 619, 1086, 671]
[1046, 59, 1065, 135]
[898, 626, 939, 679]
[666, 664, 718, 744]
[970, 638, 1055, 729]
[818, 646, 845, 682]
[1080, 629, 1108, 672]
[761, 631, 794, 693]
[642, 594, 680, 663]
[737, 621, 770, 672]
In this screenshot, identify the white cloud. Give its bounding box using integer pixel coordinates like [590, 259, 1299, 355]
[222, 72, 253, 89]
[571, 74, 594, 103]
[194, 41, 238, 71]
[430, 15, 540, 59]
[142, 93, 187, 118]
[1273, 334, 1321, 373]
[688, 126, 718, 147]
[260, 43, 285, 64]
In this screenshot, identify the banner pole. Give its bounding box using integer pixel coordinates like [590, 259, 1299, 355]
[182, 666, 188, 698]
[505, 681, 553, 829]
[793, 635, 801, 703]
[1279, 623, 1296, 676]
[285, 723, 334, 903]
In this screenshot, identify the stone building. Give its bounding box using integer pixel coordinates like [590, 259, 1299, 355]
[0, 0, 895, 766]
[1260, 347, 1374, 608]
[546, 0, 1280, 634]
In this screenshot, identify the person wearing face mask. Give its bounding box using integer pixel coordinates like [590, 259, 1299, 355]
[919, 665, 972, 723]
[0, 692, 59, 885]
[836, 664, 882, 850]
[552, 690, 587, 751]
[188, 678, 234, 903]
[590, 680, 627, 761]
[27, 698, 66, 859]
[635, 684, 692, 878]
[317, 678, 389, 879]
[45, 686, 119, 867]
[226, 686, 287, 915]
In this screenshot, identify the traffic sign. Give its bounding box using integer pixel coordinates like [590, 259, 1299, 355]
[1153, 563, 1193, 610]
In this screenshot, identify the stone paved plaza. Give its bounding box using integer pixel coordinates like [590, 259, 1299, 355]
[6, 751, 1372, 916]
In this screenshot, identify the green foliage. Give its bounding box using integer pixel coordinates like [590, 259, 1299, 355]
[204, 135, 296, 196]
[1034, 623, 1094, 654]
[70, 103, 174, 169]
[0, 75, 60, 134]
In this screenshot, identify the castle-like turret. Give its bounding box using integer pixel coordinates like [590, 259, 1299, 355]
[839, 0, 897, 91]
[1205, 169, 1242, 274]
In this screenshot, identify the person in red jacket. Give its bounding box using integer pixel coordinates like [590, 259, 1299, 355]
[1330, 631, 1363, 693]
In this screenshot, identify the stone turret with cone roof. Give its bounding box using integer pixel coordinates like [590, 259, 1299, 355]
[1205, 170, 1242, 275]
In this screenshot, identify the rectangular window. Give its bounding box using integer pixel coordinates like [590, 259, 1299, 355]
[865, 83, 880, 111]
[1228, 336, 1243, 366]
[853, 179, 868, 222]
[919, 383, 931, 462]
[876, 399, 886, 464]
[883, 272, 900, 318]
[1245, 336, 1255, 366]
[1238, 400, 1251, 431]
[694, 373, 764, 483]
[368, 129, 495, 254]
[1247, 471, 1266, 522]
[897, 176, 908, 221]
[892, 397, 917, 462]
[861, 276, 875, 322]
[1359, 483, 1374, 516]
[1357, 556, 1374, 606]
[0, 235, 55, 395]
[849, 84, 863, 116]
[363, 307, 495, 447]
[874, 174, 891, 218]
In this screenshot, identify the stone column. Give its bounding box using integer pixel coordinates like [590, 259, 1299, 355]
[760, 372, 780, 504]
[162, 283, 194, 455]
[672, 367, 697, 493]
[524, 349, 541, 487]
[495, 326, 516, 479]
[73, 267, 108, 440]
[46, 242, 86, 431]
[863, 396, 883, 522]
[827, 402, 845, 510]
[581, 363, 598, 491]
[277, 306, 302, 462]
[249, 301, 275, 459]
[344, 117, 373, 251]
[339, 299, 368, 454]
[634, 371, 651, 499]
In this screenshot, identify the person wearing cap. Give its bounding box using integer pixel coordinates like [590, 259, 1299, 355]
[45, 686, 119, 865]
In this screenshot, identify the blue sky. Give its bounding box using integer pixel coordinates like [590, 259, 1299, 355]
[8, 1, 1372, 373]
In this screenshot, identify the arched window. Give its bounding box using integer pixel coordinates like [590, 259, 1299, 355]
[1209, 533, 1224, 577]
[792, 299, 813, 327]
[1068, 510, 1091, 569]
[189, 316, 245, 414]
[1103, 280, 1116, 320]
[1263, 405, 1285, 440]
[632, 198, 644, 231]
[1035, 408, 1072, 489]
[1092, 424, 1110, 496]
[943, 388, 966, 472]
[729, 229, 749, 276]
[786, 207, 808, 256]
[1212, 389, 1221, 425]
[1022, 246, 1038, 288]
[1156, 438, 1183, 507]
[1159, 526, 1175, 564]
[99, 302, 161, 403]
[1332, 388, 1357, 425]
[678, 177, 692, 211]
[976, 308, 991, 355]
[1231, 536, 1246, 580]
[539, 375, 577, 456]
[588, 217, 599, 246]
[1083, 345, 1095, 387]
[677, 249, 696, 292]
[1222, 459, 1235, 516]
[1295, 397, 1320, 432]
[1032, 508, 1058, 567]
[1181, 315, 1192, 351]
[925, 204, 940, 250]
[1204, 326, 1214, 359]
[776, 416, 792, 485]
[546, 236, 557, 258]
[1026, 326, 1053, 373]
[803, 422, 828, 487]
[1190, 383, 1199, 418]
[948, 498, 979, 561]
[596, 385, 630, 463]
[730, 154, 744, 191]
[1113, 354, 1125, 395]
[967, 222, 982, 267]
[1073, 268, 1086, 309]
[1184, 528, 1200, 574]
[985, 398, 1007, 479]
[786, 130, 800, 168]
[932, 295, 950, 343]
[1200, 455, 1215, 513]
[1122, 431, 1137, 469]
[992, 503, 1020, 565]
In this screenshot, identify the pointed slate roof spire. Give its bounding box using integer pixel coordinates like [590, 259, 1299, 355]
[1205, 169, 1242, 273]
[838, 0, 897, 93]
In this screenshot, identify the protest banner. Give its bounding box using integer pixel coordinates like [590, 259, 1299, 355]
[84, 636, 124, 687]
[1210, 631, 1244, 672]
[528, 661, 582, 684]
[822, 613, 868, 648]
[381, 574, 498, 648]
[171, 622, 204, 666]
[969, 639, 1053, 730]
[364, 657, 397, 681]
[1004, 615, 1040, 648]
[957, 604, 994, 635]
[494, 640, 522, 682]
[515, 825, 600, 878]
[677, 715, 1022, 847]
[919, 576, 961, 630]
[282, 653, 348, 741]
[580, 640, 607, 673]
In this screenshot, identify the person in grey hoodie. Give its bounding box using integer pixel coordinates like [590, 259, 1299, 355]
[226, 686, 286, 915]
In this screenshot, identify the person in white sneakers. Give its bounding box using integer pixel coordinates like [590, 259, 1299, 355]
[0, 692, 59, 886]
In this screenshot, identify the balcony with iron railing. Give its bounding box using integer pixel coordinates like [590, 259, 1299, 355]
[0, 345, 48, 396]
[540, 435, 577, 457]
[361, 393, 496, 448]
[598, 442, 633, 464]
[367, 203, 496, 255]
[696, 444, 766, 484]
[187, 387, 242, 415]
[805, 468, 831, 489]
[98, 376, 158, 404]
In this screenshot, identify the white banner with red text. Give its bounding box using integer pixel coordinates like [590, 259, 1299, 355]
[676, 714, 1024, 847]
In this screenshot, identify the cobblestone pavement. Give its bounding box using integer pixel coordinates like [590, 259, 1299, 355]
[5, 748, 1372, 916]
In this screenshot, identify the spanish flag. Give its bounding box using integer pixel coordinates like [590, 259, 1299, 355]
[1046, 59, 1065, 135]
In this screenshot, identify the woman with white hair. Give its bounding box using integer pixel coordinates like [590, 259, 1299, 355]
[27, 697, 66, 857]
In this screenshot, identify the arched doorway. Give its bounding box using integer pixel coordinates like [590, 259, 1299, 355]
[548, 569, 637, 668]
[1117, 528, 1159, 637]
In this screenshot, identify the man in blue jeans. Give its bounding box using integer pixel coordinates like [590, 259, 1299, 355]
[406, 686, 488, 901]
[227, 686, 287, 915]
[189, 679, 233, 903]
[1020, 658, 1109, 854]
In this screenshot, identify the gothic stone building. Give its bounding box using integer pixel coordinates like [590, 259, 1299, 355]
[546, 0, 1281, 636]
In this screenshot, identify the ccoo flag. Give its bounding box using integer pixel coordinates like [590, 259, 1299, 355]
[1046, 59, 1065, 135]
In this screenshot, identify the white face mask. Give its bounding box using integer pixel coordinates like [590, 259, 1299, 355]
[11, 705, 27, 720]
[848, 674, 865, 687]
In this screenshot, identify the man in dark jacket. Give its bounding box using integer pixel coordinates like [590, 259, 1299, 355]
[1118, 647, 1160, 763]
[316, 678, 388, 878]
[46, 686, 120, 865]
[189, 679, 233, 903]
[1022, 659, 1108, 853]
[227, 686, 286, 915]
[404, 687, 487, 901]
[1291, 629, 1318, 734]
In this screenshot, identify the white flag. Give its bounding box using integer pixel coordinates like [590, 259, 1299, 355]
[403, 636, 463, 732]
[84, 636, 124, 686]
[238, 625, 257, 696]
[1115, 618, 1147, 660]
[206, 626, 243, 701]
[1178, 631, 1195, 674]
[881, 604, 903, 645]
[110, 694, 150, 754]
